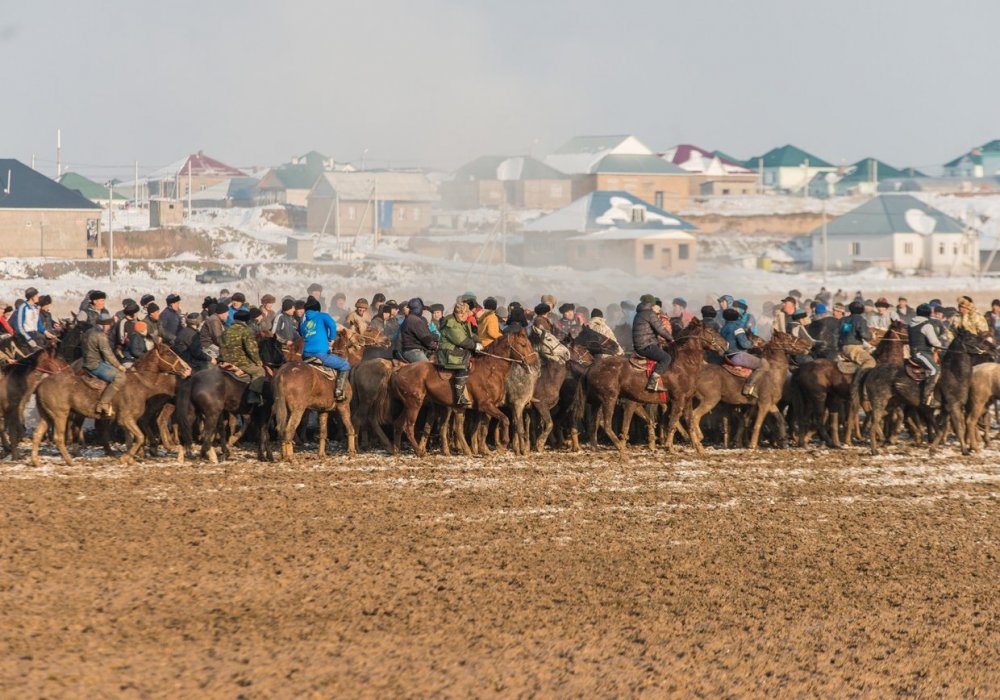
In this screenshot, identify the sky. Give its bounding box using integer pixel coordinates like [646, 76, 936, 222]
[3, 0, 999, 179]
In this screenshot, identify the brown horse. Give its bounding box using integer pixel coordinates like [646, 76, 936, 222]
[31, 342, 191, 466]
[390, 329, 538, 457]
[272, 362, 356, 460]
[584, 319, 727, 453]
[693, 331, 811, 450]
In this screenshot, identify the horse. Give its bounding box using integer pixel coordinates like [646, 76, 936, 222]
[31, 341, 191, 466]
[272, 360, 356, 460]
[524, 326, 573, 452]
[0, 344, 49, 459]
[858, 328, 991, 455]
[583, 319, 727, 454]
[390, 329, 537, 457]
[350, 358, 396, 452]
[692, 331, 812, 450]
[964, 360, 1000, 451]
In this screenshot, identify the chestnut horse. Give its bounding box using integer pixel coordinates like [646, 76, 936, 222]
[584, 319, 727, 454]
[692, 331, 811, 450]
[390, 329, 538, 457]
[273, 363, 356, 460]
[31, 342, 191, 466]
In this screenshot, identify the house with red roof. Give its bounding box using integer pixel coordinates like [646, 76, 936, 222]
[662, 144, 758, 197]
[146, 151, 247, 201]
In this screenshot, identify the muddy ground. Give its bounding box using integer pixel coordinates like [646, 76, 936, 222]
[1, 446, 997, 697]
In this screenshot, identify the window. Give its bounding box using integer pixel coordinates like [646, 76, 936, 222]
[631, 205, 647, 224]
[722, 188, 731, 195]
[850, 242, 861, 255]
[938, 242, 945, 255]
[953, 243, 959, 255]
[654, 191, 664, 208]
[398, 206, 406, 221]
[642, 244, 654, 259]
[678, 243, 690, 260]
[903, 242, 914, 255]
[661, 248, 673, 269]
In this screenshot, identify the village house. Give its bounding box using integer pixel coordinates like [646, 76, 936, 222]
[544, 134, 694, 208]
[146, 151, 247, 201]
[810, 194, 978, 275]
[0, 159, 102, 258]
[256, 151, 341, 207]
[521, 190, 697, 275]
[443, 155, 572, 210]
[57, 172, 128, 208]
[662, 144, 757, 196]
[306, 171, 438, 236]
[808, 158, 925, 197]
[942, 139, 1000, 178]
[741, 144, 835, 194]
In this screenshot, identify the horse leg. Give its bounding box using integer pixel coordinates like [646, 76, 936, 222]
[337, 403, 356, 456]
[685, 400, 705, 454]
[662, 401, 686, 453]
[282, 407, 306, 460]
[869, 403, 886, 456]
[31, 414, 51, 467]
[535, 404, 554, 453]
[691, 396, 720, 452]
[119, 414, 145, 463]
[51, 411, 74, 466]
[599, 399, 625, 453]
[452, 410, 472, 456]
[317, 412, 328, 457]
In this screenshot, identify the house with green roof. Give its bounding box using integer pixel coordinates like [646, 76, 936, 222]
[443, 155, 572, 210]
[256, 151, 340, 207]
[810, 194, 977, 274]
[808, 158, 924, 197]
[942, 140, 1000, 178]
[57, 172, 127, 206]
[743, 144, 835, 194]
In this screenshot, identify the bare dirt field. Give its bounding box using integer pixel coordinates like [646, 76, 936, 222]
[1, 446, 998, 697]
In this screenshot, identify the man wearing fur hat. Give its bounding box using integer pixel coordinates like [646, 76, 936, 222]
[82, 316, 128, 416]
[437, 301, 481, 406]
[950, 296, 990, 338]
[221, 308, 267, 405]
[554, 302, 582, 341]
[160, 294, 183, 344]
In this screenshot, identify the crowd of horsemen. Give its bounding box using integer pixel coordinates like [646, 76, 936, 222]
[4, 279, 1000, 457]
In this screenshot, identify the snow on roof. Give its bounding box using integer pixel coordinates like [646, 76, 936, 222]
[663, 144, 754, 175]
[523, 191, 695, 233]
[816, 194, 966, 237]
[545, 134, 653, 174]
[567, 228, 695, 242]
[311, 171, 439, 201]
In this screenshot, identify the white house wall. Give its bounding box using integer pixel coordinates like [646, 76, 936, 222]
[925, 232, 978, 274]
[892, 233, 925, 270]
[767, 166, 836, 193]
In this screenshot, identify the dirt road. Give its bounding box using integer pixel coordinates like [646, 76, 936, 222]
[1, 448, 997, 696]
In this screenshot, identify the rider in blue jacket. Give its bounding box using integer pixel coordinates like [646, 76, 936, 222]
[301, 296, 351, 400]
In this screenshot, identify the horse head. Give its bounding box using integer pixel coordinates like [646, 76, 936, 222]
[533, 326, 571, 364]
[498, 327, 540, 368]
[769, 330, 811, 356]
[685, 320, 726, 355]
[569, 343, 594, 366]
[952, 327, 996, 358]
[146, 340, 192, 378]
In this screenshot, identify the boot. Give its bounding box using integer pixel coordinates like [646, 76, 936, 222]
[246, 376, 266, 406]
[645, 373, 662, 392]
[922, 374, 941, 407]
[95, 382, 120, 417]
[453, 374, 471, 406]
[334, 371, 349, 401]
[742, 368, 762, 397]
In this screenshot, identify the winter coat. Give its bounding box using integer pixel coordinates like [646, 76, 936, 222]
[173, 326, 212, 370]
[401, 310, 438, 353]
[82, 328, 123, 372]
[301, 310, 338, 356]
[123, 330, 150, 363]
[437, 314, 477, 370]
[477, 310, 502, 347]
[838, 313, 872, 347]
[720, 320, 753, 355]
[631, 302, 672, 351]
[807, 316, 840, 360]
[200, 315, 226, 349]
[159, 307, 182, 344]
[271, 313, 300, 344]
[15, 303, 42, 340]
[220, 321, 261, 372]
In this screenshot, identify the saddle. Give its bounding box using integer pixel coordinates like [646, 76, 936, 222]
[903, 358, 927, 382]
[219, 362, 252, 384]
[76, 369, 108, 391]
[722, 358, 753, 379]
[628, 354, 656, 377]
[304, 356, 337, 380]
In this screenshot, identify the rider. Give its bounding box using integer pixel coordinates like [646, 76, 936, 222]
[951, 295, 991, 339]
[15, 287, 46, 351]
[400, 298, 438, 363]
[82, 316, 128, 417]
[271, 298, 301, 346]
[720, 307, 769, 397]
[220, 308, 267, 406]
[632, 295, 673, 392]
[437, 301, 481, 406]
[301, 296, 351, 401]
[345, 298, 370, 335]
[477, 298, 503, 347]
[173, 313, 214, 372]
[908, 303, 945, 406]
[838, 300, 876, 369]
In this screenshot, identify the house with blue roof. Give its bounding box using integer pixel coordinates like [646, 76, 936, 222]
[521, 191, 697, 275]
[0, 159, 102, 258]
[808, 158, 926, 197]
[942, 140, 1000, 178]
[443, 155, 572, 210]
[810, 194, 977, 274]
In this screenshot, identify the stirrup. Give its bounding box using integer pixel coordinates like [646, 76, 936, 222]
[96, 403, 115, 418]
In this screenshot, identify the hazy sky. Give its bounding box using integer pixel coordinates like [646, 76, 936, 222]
[3, 0, 999, 178]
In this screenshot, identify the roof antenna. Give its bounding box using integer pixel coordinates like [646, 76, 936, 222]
[3, 169, 10, 195]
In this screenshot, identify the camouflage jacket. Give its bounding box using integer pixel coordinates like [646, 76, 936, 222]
[220, 321, 261, 371]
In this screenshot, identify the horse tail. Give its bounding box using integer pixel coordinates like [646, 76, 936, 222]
[272, 371, 289, 441]
[175, 378, 194, 448]
[851, 367, 870, 417]
[372, 361, 394, 426]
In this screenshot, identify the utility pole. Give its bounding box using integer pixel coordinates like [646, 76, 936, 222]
[134, 160, 139, 206]
[108, 180, 114, 279]
[802, 158, 809, 197]
[372, 176, 379, 245]
[31, 154, 35, 171]
[187, 160, 193, 218]
[501, 185, 507, 270]
[821, 197, 828, 284]
[56, 129, 62, 178]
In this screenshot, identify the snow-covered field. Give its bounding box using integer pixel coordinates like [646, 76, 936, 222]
[11, 199, 1000, 316]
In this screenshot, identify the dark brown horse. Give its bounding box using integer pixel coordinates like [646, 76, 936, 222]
[31, 342, 191, 466]
[584, 319, 727, 453]
[390, 329, 537, 457]
[693, 331, 811, 450]
[272, 362, 356, 459]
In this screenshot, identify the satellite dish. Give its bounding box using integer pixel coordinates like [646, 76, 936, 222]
[824, 172, 841, 184]
[904, 208, 937, 234]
